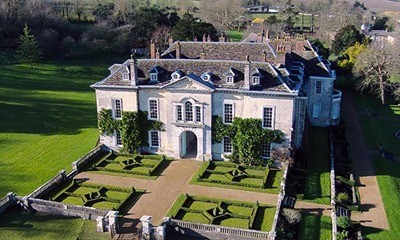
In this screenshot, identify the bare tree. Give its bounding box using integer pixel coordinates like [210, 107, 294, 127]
[354, 43, 400, 105]
[200, 0, 245, 28]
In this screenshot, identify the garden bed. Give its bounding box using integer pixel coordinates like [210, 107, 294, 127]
[85, 151, 173, 179]
[190, 161, 282, 194]
[166, 194, 275, 231]
[45, 180, 144, 213]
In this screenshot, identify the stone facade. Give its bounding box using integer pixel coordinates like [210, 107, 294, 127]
[92, 33, 341, 161]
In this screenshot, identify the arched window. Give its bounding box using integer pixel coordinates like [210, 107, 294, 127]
[185, 101, 193, 122]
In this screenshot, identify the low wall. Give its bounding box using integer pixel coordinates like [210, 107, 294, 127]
[27, 170, 67, 199]
[168, 219, 269, 240]
[26, 197, 109, 220]
[72, 144, 108, 173]
[0, 193, 16, 214]
[329, 129, 338, 240]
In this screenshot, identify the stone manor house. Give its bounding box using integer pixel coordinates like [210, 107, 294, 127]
[91, 32, 341, 161]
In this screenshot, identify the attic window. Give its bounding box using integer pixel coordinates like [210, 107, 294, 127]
[201, 73, 211, 81]
[171, 71, 182, 80]
[226, 76, 234, 84]
[150, 73, 158, 81]
[123, 73, 130, 81]
[252, 76, 260, 85]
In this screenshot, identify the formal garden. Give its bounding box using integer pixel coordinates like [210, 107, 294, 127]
[84, 151, 173, 179]
[298, 214, 332, 240]
[166, 194, 275, 232]
[44, 180, 144, 213]
[190, 161, 282, 194]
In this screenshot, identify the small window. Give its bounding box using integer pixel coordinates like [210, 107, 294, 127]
[196, 106, 201, 122]
[113, 99, 122, 119]
[176, 105, 183, 121]
[149, 99, 158, 119]
[226, 76, 234, 84]
[150, 131, 160, 147]
[223, 103, 234, 124]
[123, 73, 130, 80]
[185, 101, 193, 122]
[223, 136, 232, 153]
[150, 73, 158, 81]
[172, 73, 180, 80]
[313, 103, 321, 118]
[201, 74, 210, 81]
[262, 107, 274, 129]
[116, 131, 122, 146]
[315, 81, 322, 94]
[261, 142, 271, 159]
[252, 76, 260, 85]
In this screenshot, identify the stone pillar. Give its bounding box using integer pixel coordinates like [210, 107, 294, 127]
[140, 215, 153, 240]
[106, 211, 119, 233]
[155, 225, 166, 240]
[96, 216, 105, 232]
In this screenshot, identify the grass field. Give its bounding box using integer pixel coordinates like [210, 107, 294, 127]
[166, 194, 275, 231]
[0, 58, 124, 197]
[363, 157, 400, 239]
[298, 214, 332, 240]
[302, 127, 331, 205]
[0, 207, 110, 240]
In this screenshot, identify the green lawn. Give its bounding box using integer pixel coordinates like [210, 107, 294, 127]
[363, 157, 400, 239]
[302, 127, 331, 205]
[0, 60, 126, 197]
[226, 30, 244, 42]
[298, 214, 332, 240]
[0, 207, 110, 240]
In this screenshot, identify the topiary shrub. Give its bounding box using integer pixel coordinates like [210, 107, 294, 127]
[337, 216, 352, 229]
[281, 208, 302, 225]
[336, 192, 350, 204]
[336, 230, 349, 240]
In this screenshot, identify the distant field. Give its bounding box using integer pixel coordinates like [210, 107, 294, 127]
[347, 0, 400, 12]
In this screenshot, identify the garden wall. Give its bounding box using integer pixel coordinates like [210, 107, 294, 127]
[167, 219, 269, 240]
[329, 130, 338, 240]
[0, 193, 16, 215]
[270, 166, 289, 240]
[27, 170, 67, 199]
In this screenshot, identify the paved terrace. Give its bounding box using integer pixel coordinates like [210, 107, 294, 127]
[76, 159, 331, 229]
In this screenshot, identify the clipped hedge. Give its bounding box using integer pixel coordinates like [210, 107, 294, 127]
[248, 201, 259, 229]
[262, 168, 271, 189]
[78, 181, 135, 193]
[336, 176, 356, 187]
[200, 178, 263, 189]
[168, 194, 190, 218]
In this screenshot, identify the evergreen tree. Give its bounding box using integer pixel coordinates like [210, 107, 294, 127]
[17, 24, 41, 69]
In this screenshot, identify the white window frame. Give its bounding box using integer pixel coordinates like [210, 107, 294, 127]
[262, 106, 275, 129]
[223, 136, 232, 153]
[150, 73, 158, 81]
[115, 130, 123, 146]
[149, 131, 160, 148]
[313, 103, 321, 118]
[112, 99, 122, 119]
[148, 98, 159, 120]
[226, 75, 234, 84]
[176, 104, 183, 122]
[252, 76, 260, 85]
[122, 72, 130, 81]
[195, 106, 202, 123]
[315, 81, 322, 94]
[261, 142, 272, 159]
[201, 73, 210, 81]
[185, 101, 194, 122]
[223, 103, 235, 124]
[172, 72, 180, 80]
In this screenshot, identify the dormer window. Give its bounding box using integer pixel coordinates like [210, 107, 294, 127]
[201, 73, 212, 81]
[252, 76, 260, 85]
[226, 76, 234, 84]
[150, 73, 158, 81]
[123, 73, 130, 80]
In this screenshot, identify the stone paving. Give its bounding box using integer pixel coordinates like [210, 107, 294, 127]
[76, 159, 331, 230]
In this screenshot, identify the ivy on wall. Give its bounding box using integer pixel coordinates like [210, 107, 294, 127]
[212, 115, 284, 166]
[98, 109, 163, 153]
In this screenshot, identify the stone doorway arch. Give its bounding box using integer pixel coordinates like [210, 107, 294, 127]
[180, 131, 198, 159]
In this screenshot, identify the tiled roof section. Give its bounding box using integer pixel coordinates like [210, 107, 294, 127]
[96, 59, 292, 92]
[161, 42, 276, 62]
[287, 51, 331, 77]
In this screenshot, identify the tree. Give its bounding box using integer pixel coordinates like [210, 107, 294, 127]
[354, 43, 400, 105]
[280, 0, 296, 31]
[332, 25, 364, 55]
[199, 0, 244, 28]
[371, 16, 389, 30]
[172, 13, 217, 41]
[338, 42, 367, 71]
[17, 24, 41, 68]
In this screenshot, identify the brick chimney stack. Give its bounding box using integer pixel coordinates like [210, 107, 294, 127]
[243, 56, 251, 90]
[129, 54, 137, 86]
[200, 49, 206, 60]
[265, 30, 270, 42]
[219, 33, 225, 42]
[176, 41, 181, 59]
[207, 35, 211, 42]
[156, 48, 160, 59]
[150, 40, 156, 59]
[194, 36, 198, 42]
[261, 29, 265, 43]
[202, 34, 207, 42]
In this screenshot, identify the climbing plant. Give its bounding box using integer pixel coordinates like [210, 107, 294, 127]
[212, 115, 284, 166]
[98, 109, 163, 153]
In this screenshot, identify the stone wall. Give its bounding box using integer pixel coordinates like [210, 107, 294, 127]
[27, 170, 67, 199]
[329, 130, 338, 240]
[0, 193, 16, 215]
[72, 144, 108, 173]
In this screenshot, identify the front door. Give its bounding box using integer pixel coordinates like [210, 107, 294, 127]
[180, 131, 197, 158]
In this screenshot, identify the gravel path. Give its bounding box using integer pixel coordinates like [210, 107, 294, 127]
[76, 159, 331, 229]
[342, 90, 388, 229]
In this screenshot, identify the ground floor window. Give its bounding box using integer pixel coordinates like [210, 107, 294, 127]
[261, 142, 271, 159]
[223, 136, 232, 153]
[150, 131, 160, 147]
[116, 131, 122, 146]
